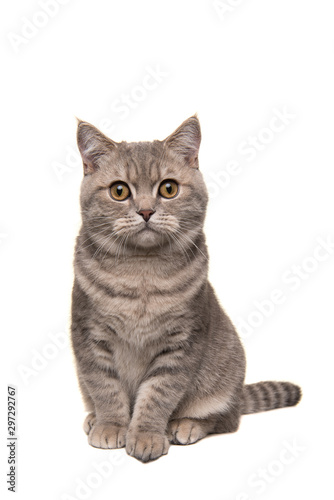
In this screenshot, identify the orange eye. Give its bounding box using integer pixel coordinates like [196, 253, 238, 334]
[159, 180, 178, 199]
[110, 182, 130, 201]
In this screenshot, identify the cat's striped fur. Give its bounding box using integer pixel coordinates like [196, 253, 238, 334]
[71, 116, 301, 462]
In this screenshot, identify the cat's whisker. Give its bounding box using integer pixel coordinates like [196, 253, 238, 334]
[166, 232, 191, 265]
[91, 235, 116, 261]
[172, 228, 208, 261]
[114, 232, 129, 265]
[78, 228, 118, 252]
[91, 229, 124, 261]
[100, 234, 121, 267]
[77, 231, 110, 253]
[168, 227, 203, 261]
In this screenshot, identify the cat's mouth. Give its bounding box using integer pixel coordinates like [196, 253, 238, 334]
[138, 223, 156, 233]
[130, 222, 168, 248]
[121, 220, 176, 248]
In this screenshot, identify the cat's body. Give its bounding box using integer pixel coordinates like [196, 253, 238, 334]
[71, 116, 301, 462]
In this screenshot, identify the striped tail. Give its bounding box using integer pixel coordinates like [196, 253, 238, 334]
[242, 381, 302, 415]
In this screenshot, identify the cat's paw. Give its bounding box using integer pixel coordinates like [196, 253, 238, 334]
[88, 423, 127, 449]
[168, 418, 207, 445]
[126, 429, 170, 463]
[83, 412, 96, 435]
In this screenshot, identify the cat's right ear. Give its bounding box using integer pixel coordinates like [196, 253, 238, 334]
[76, 120, 117, 175]
[164, 115, 201, 168]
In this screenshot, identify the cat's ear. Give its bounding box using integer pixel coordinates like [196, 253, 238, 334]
[164, 115, 201, 168]
[76, 119, 117, 175]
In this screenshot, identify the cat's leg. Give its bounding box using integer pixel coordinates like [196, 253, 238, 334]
[82, 370, 131, 449]
[71, 283, 131, 449]
[76, 370, 97, 435]
[168, 398, 241, 445]
[72, 339, 131, 449]
[125, 369, 192, 462]
[80, 387, 96, 436]
[83, 412, 96, 435]
[168, 417, 216, 444]
[78, 374, 95, 412]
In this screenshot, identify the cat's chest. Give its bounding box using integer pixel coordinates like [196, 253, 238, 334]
[90, 323, 163, 398]
[81, 257, 192, 323]
[104, 273, 183, 339]
[77, 252, 206, 342]
[113, 341, 155, 397]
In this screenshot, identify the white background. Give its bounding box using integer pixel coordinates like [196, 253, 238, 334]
[1, 1, 334, 499]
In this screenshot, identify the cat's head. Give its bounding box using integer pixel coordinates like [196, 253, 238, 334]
[77, 116, 208, 254]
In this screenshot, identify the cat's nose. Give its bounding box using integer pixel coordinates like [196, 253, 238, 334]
[137, 209, 155, 222]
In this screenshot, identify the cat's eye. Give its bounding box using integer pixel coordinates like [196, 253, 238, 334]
[159, 180, 179, 199]
[110, 182, 131, 201]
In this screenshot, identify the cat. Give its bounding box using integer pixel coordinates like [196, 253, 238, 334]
[71, 115, 301, 463]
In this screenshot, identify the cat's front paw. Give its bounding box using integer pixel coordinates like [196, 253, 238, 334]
[126, 429, 170, 463]
[83, 412, 96, 435]
[88, 423, 127, 449]
[168, 418, 207, 445]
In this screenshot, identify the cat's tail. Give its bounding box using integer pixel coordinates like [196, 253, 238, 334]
[242, 381, 302, 415]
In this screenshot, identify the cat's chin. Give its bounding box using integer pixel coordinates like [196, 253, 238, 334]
[131, 227, 165, 248]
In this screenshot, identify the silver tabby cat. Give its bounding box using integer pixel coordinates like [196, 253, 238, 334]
[71, 116, 301, 463]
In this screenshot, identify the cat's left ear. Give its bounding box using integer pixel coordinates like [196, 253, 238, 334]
[164, 115, 201, 168]
[76, 119, 117, 175]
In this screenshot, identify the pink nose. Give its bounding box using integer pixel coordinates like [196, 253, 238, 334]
[137, 209, 155, 222]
